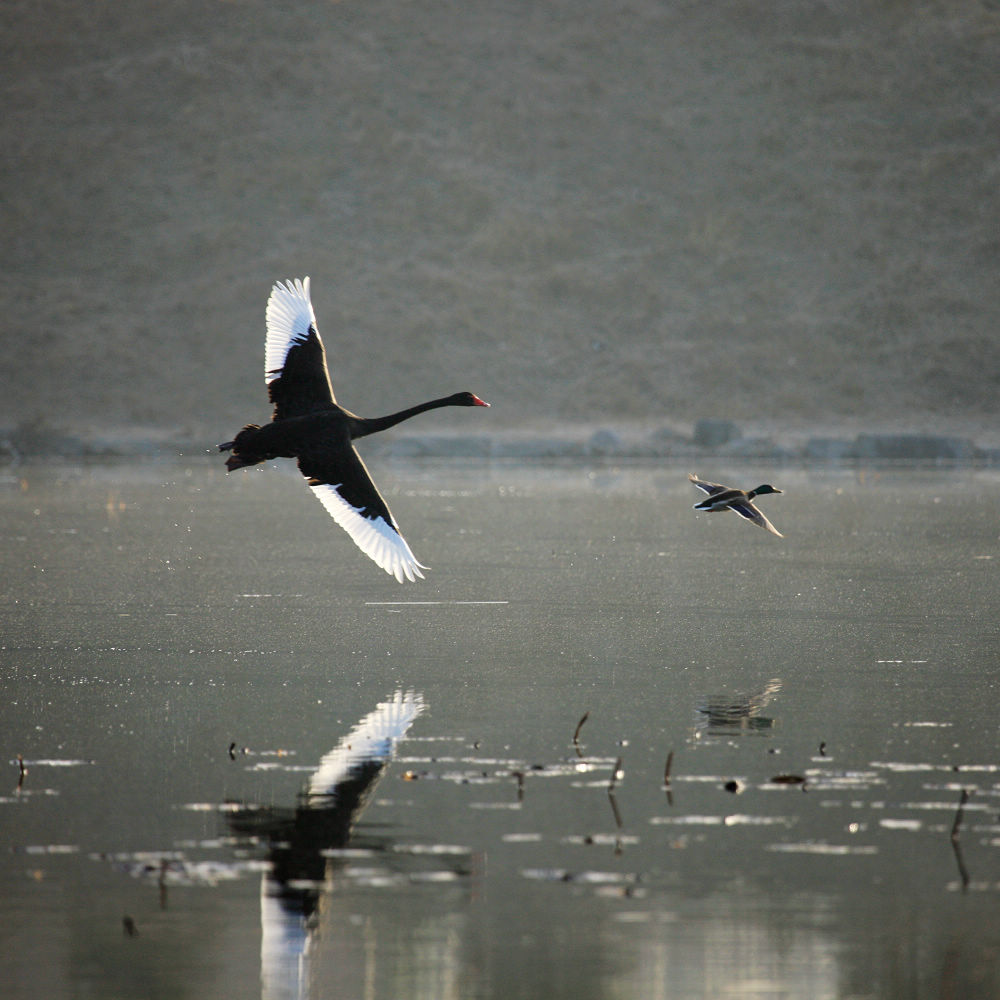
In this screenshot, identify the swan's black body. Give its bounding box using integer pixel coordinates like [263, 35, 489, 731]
[220, 278, 488, 580]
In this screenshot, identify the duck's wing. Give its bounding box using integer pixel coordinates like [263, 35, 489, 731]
[297, 445, 427, 582]
[694, 488, 746, 511]
[265, 277, 337, 420]
[688, 473, 730, 497]
[729, 500, 784, 537]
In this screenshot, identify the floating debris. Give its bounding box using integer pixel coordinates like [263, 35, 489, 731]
[564, 833, 640, 848]
[521, 868, 637, 886]
[880, 818, 922, 832]
[392, 843, 471, 857]
[723, 814, 795, 828]
[766, 843, 878, 856]
[649, 815, 724, 827]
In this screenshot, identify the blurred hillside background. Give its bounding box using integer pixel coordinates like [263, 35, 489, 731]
[2, 0, 998, 452]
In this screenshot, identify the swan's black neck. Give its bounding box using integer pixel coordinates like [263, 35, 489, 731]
[351, 395, 465, 439]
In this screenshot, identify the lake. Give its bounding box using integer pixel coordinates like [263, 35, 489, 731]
[2, 458, 999, 999]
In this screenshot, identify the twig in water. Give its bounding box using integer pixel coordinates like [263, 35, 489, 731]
[607, 757, 626, 854]
[572, 711, 590, 757]
[608, 757, 623, 793]
[950, 788, 971, 890]
[607, 761, 624, 842]
[951, 787, 970, 842]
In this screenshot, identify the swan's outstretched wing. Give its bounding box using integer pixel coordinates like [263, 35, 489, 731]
[265, 277, 337, 419]
[728, 500, 783, 537]
[298, 445, 427, 582]
[687, 473, 729, 497]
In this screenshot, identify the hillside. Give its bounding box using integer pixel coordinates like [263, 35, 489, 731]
[3, 0, 998, 454]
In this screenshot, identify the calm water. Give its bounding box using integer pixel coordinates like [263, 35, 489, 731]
[2, 458, 999, 999]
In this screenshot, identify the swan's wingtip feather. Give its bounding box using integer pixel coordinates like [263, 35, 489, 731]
[264, 276, 319, 384]
[306, 481, 427, 582]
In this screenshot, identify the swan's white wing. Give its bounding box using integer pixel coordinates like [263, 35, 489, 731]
[265, 277, 317, 383]
[306, 479, 427, 582]
[298, 442, 427, 582]
[265, 277, 336, 417]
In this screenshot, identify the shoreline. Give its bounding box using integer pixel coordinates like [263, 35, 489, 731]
[3, 419, 998, 467]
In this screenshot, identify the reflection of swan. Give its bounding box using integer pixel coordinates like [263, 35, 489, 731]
[697, 679, 782, 735]
[308, 691, 425, 802]
[227, 691, 426, 1000]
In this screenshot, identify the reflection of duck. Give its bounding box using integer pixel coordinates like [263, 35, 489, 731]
[697, 679, 782, 735]
[688, 473, 784, 537]
[220, 278, 489, 581]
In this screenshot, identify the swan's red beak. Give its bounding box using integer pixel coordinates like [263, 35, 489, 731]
[472, 395, 490, 407]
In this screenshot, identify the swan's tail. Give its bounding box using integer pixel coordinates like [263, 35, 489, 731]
[219, 425, 264, 471]
[224, 453, 256, 471]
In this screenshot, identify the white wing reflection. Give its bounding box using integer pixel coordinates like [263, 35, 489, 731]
[227, 691, 426, 1000]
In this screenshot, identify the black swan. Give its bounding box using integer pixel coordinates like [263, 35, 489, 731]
[688, 473, 783, 537]
[220, 278, 489, 581]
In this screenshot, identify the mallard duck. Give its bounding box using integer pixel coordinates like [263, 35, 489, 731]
[688, 473, 783, 537]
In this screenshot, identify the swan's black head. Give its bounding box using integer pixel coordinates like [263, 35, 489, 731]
[450, 392, 490, 407]
[750, 484, 781, 497]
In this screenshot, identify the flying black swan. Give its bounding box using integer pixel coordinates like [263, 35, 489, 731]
[688, 473, 784, 537]
[220, 278, 489, 581]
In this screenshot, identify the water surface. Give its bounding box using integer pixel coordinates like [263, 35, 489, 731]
[2, 460, 999, 999]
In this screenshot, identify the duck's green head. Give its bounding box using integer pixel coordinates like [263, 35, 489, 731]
[751, 484, 782, 496]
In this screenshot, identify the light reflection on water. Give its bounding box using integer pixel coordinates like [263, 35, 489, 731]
[1, 460, 999, 999]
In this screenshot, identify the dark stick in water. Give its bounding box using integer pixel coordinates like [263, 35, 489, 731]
[573, 710, 590, 757]
[950, 788, 971, 891]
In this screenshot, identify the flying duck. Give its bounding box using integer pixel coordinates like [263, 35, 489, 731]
[688, 473, 783, 537]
